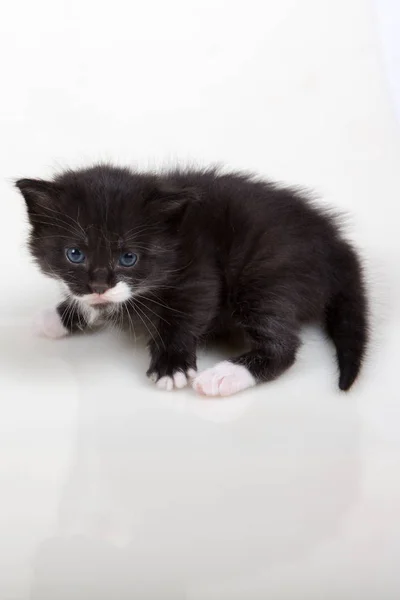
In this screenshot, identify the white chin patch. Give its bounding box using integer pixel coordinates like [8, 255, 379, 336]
[34, 308, 69, 339]
[192, 361, 256, 397]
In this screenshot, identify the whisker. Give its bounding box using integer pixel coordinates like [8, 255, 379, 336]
[132, 296, 172, 325]
[123, 302, 136, 342]
[34, 214, 84, 238]
[110, 305, 122, 333]
[122, 222, 164, 240]
[31, 217, 85, 239]
[36, 235, 78, 241]
[36, 202, 86, 238]
[128, 299, 165, 350]
[129, 303, 159, 350]
[135, 293, 186, 315]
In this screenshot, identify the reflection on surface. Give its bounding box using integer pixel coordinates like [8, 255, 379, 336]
[29, 338, 360, 599]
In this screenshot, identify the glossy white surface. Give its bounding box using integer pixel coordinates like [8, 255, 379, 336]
[1, 1, 400, 598]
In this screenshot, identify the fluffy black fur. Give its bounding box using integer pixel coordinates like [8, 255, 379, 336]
[16, 165, 368, 391]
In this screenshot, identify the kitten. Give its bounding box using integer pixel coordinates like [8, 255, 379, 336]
[16, 165, 368, 396]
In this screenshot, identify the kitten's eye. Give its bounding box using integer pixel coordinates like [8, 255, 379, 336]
[66, 247, 85, 264]
[119, 252, 137, 267]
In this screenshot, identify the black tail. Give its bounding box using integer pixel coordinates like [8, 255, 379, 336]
[325, 244, 368, 391]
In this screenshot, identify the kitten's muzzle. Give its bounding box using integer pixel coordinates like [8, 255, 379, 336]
[87, 294, 110, 305]
[75, 281, 132, 307]
[88, 282, 109, 295]
[86, 282, 111, 305]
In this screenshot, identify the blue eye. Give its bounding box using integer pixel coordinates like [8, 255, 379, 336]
[66, 248, 85, 264]
[119, 252, 137, 267]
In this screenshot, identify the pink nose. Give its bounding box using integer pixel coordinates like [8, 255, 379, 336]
[89, 283, 109, 295]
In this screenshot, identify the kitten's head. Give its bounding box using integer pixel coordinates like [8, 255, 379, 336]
[16, 165, 192, 310]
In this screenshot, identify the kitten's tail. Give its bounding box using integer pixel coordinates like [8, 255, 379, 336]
[325, 244, 368, 391]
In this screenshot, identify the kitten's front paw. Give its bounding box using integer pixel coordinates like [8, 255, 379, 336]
[34, 308, 69, 339]
[192, 361, 256, 397]
[147, 368, 197, 391]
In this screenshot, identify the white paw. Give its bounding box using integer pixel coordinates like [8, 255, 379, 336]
[34, 308, 69, 339]
[153, 370, 196, 391]
[192, 361, 256, 397]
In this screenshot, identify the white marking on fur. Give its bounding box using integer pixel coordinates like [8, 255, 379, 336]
[34, 308, 69, 339]
[157, 376, 174, 391]
[80, 304, 99, 326]
[104, 281, 132, 303]
[187, 369, 197, 379]
[193, 361, 256, 397]
[153, 371, 190, 391]
[74, 281, 132, 308]
[173, 371, 188, 389]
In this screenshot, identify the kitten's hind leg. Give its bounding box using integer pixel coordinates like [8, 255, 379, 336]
[193, 316, 300, 397]
[35, 300, 91, 339]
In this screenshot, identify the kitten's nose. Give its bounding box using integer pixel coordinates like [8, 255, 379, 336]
[89, 282, 109, 295]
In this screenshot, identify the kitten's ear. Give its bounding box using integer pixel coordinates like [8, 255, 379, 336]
[15, 178, 61, 216]
[149, 180, 199, 219]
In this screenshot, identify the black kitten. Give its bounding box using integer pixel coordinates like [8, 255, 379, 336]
[16, 165, 368, 396]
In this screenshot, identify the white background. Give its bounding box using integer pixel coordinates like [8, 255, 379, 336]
[374, 0, 400, 124]
[1, 0, 400, 599]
